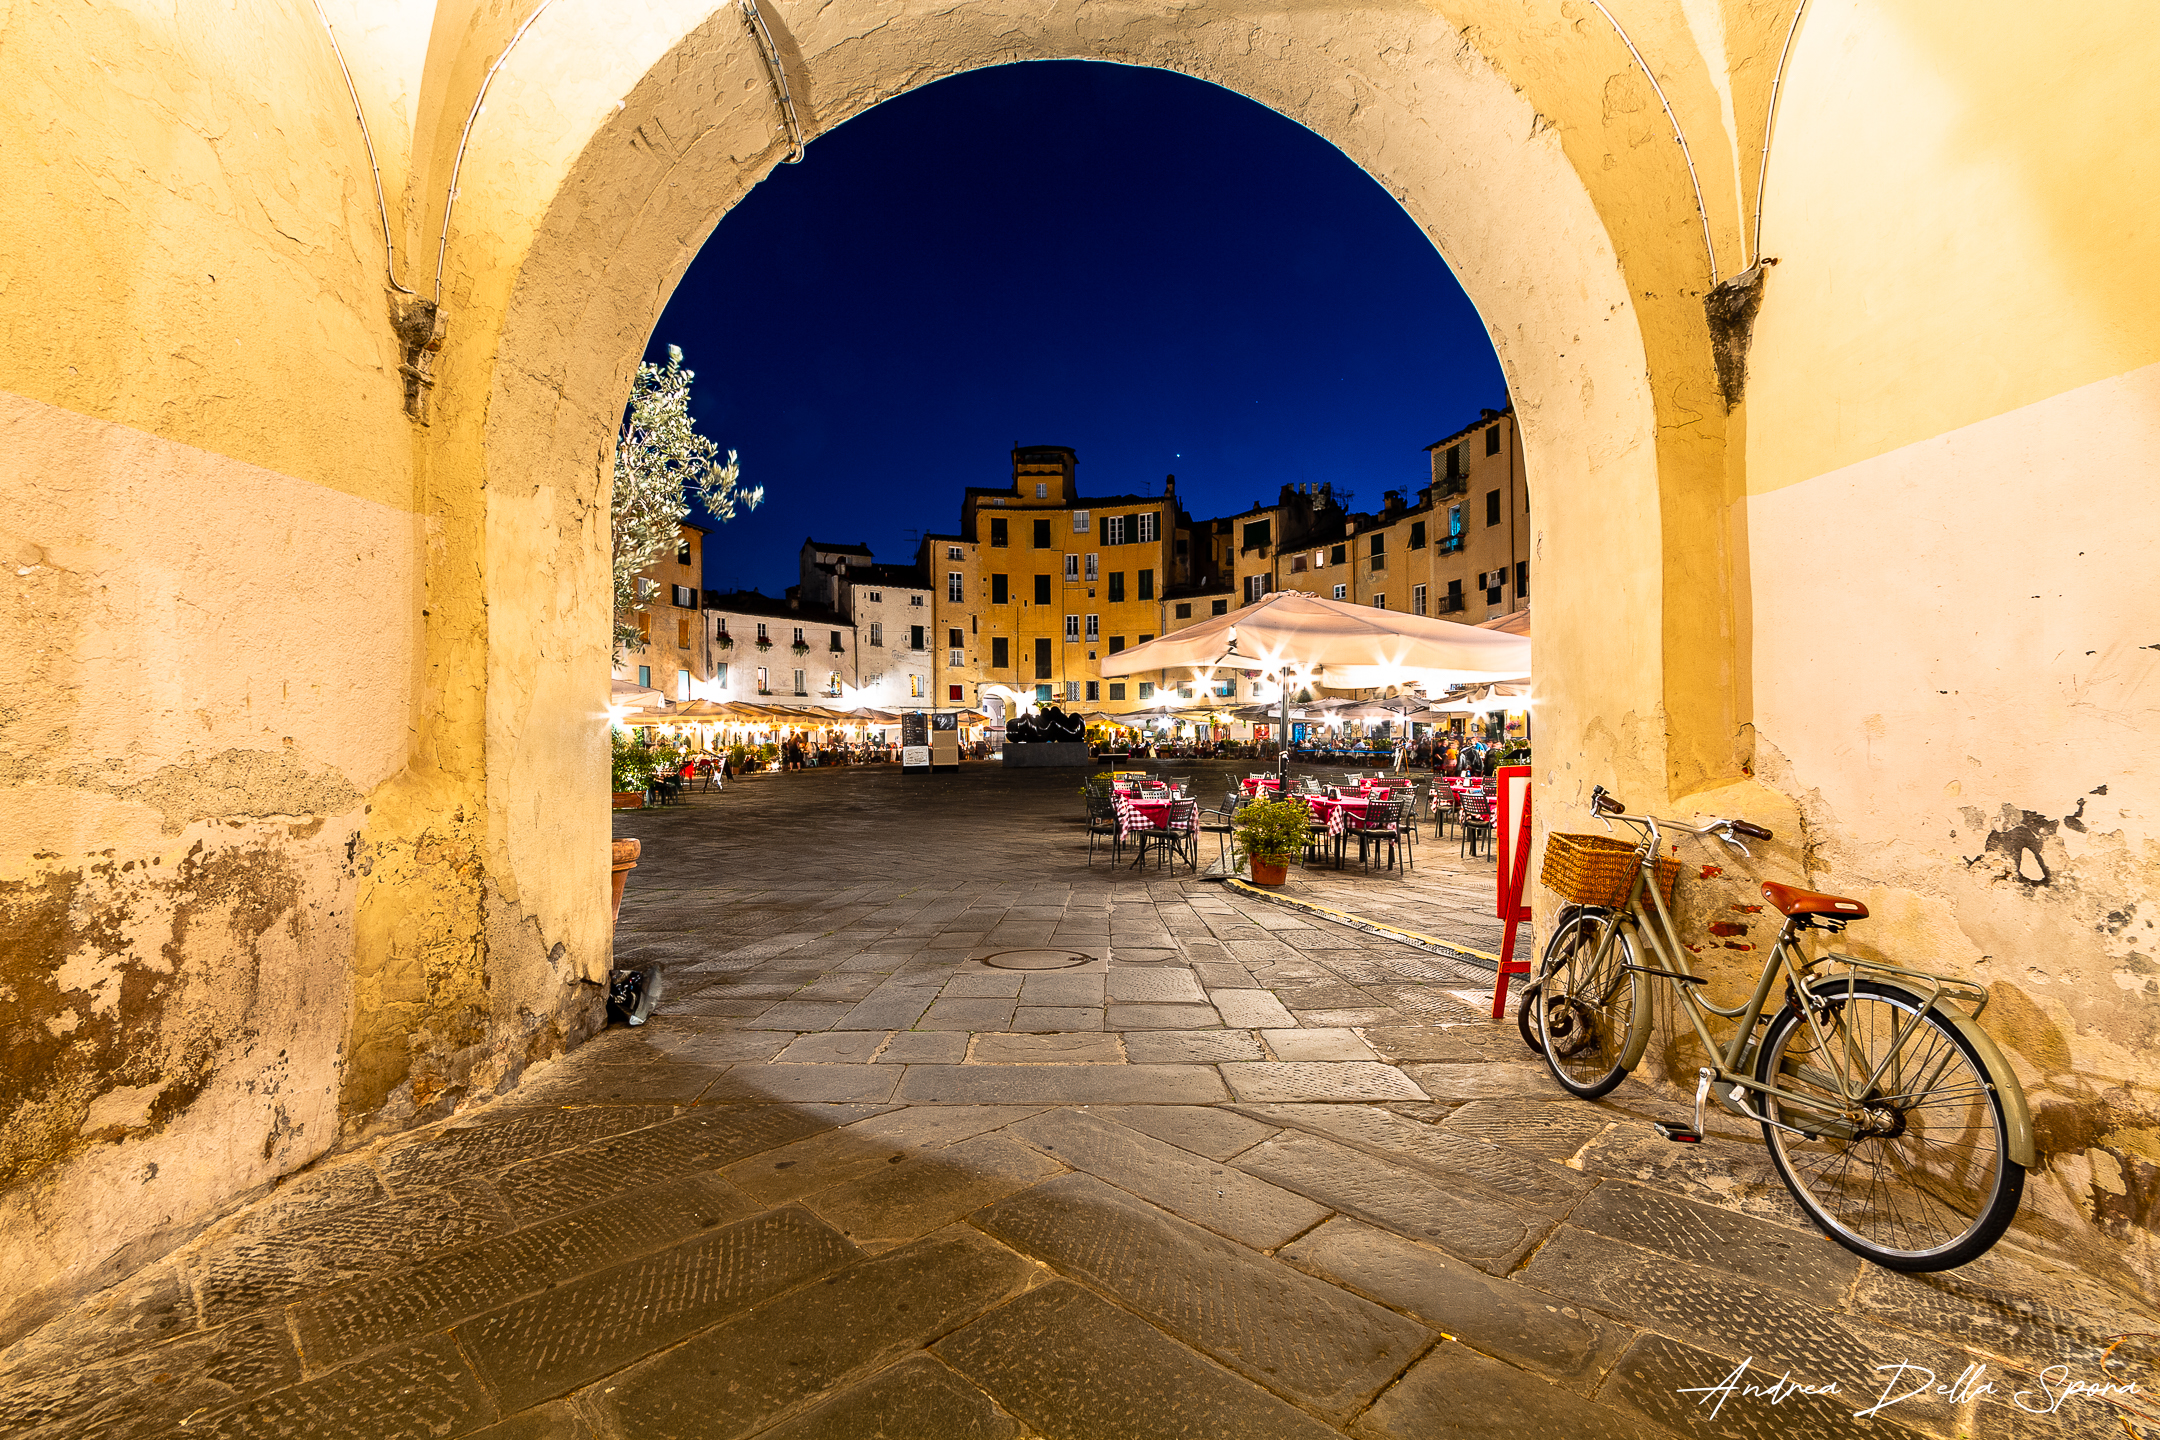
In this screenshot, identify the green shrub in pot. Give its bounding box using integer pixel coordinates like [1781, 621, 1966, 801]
[1233, 798, 1313, 866]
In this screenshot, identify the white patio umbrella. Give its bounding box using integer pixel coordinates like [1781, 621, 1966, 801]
[1102, 590, 1529, 785]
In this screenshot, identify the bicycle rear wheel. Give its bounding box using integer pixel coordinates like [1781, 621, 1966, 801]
[1535, 910, 1640, 1100]
[1756, 979, 2023, 1271]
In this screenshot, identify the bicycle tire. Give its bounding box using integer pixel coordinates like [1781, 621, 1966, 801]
[1756, 979, 2024, 1271]
[1517, 905, 1592, 1053]
[1536, 910, 1640, 1100]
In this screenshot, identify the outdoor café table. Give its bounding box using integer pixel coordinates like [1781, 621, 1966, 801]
[1303, 794, 1372, 868]
[1115, 795, 1180, 867]
[1239, 777, 1282, 797]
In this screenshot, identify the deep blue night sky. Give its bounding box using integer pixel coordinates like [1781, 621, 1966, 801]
[649, 60, 1507, 597]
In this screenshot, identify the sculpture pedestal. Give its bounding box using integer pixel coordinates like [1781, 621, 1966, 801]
[1001, 742, 1092, 768]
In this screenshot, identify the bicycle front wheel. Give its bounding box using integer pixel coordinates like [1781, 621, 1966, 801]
[1536, 910, 1641, 1100]
[1756, 979, 2024, 1271]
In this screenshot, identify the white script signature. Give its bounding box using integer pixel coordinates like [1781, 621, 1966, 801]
[1677, 1357, 2142, 1421]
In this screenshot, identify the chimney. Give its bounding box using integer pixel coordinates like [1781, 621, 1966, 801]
[1164, 473, 1176, 495]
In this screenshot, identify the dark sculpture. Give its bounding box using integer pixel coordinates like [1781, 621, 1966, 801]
[1008, 703, 1085, 743]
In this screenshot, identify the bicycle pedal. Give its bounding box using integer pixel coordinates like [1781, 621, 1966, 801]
[1652, 1121, 1704, 1144]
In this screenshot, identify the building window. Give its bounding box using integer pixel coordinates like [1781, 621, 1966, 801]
[1035, 683, 1053, 701]
[949, 648, 964, 666]
[1516, 560, 1529, 598]
[1108, 572, 1125, 603]
[671, 583, 695, 608]
[1214, 680, 1235, 698]
[1064, 553, 1078, 581]
[910, 674, 923, 697]
[1290, 555, 1307, 573]
[1033, 574, 1051, 605]
[1137, 512, 1158, 542]
[1412, 584, 1427, 616]
[949, 627, 964, 650]
[1174, 602, 1191, 619]
[990, 518, 1008, 547]
[1445, 579, 1464, 612]
[755, 666, 768, 693]
[1333, 584, 1347, 600]
[948, 545, 964, 560]
[637, 664, 650, 687]
[1370, 533, 1386, 559]
[867, 590, 882, 603]
[1086, 680, 1100, 701]
[1138, 682, 1155, 700]
[864, 673, 882, 688]
[1486, 423, 1502, 456]
[1073, 509, 1090, 532]
[1065, 614, 1080, 642]
[716, 662, 728, 689]
[676, 538, 691, 564]
[1138, 633, 1153, 644]
[1244, 575, 1266, 604]
[1446, 443, 1464, 480]
[1211, 599, 1228, 616]
[830, 630, 843, 651]
[827, 672, 841, 696]
[948, 572, 964, 602]
[1485, 570, 1505, 603]
[1108, 636, 1124, 654]
[677, 615, 691, 647]
[909, 625, 926, 650]
[1137, 569, 1154, 600]
[1033, 518, 1051, 548]
[1035, 482, 1048, 499]
[1486, 489, 1502, 526]
[991, 573, 1008, 604]
[1373, 595, 1386, 610]
[991, 637, 1009, 668]
[909, 594, 924, 607]
[1409, 521, 1427, 550]
[793, 626, 804, 646]
[792, 668, 806, 694]
[868, 621, 883, 647]
[1034, 637, 1052, 678]
[1085, 554, 1098, 581]
[1109, 682, 1126, 700]
[756, 622, 769, 641]
[1104, 515, 1127, 545]
[1065, 681, 1081, 701]
[949, 684, 963, 701]
[1241, 519, 1270, 550]
[1085, 615, 1099, 641]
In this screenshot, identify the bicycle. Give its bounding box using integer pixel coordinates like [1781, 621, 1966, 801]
[1522, 785, 2034, 1272]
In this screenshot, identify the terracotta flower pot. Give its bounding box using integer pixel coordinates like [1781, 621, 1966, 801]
[1248, 856, 1289, 886]
[611, 791, 645, 809]
[610, 837, 642, 926]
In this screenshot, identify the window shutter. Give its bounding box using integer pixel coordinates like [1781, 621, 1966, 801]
[1098, 516, 1110, 545]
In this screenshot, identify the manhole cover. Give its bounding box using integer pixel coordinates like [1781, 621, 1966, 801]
[981, 949, 1095, 971]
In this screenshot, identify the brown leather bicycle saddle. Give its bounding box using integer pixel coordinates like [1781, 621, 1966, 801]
[1762, 881, 1868, 920]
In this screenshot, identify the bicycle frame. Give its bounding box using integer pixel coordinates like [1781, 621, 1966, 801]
[1574, 811, 2013, 1147]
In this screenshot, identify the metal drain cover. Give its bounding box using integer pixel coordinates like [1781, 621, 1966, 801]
[981, 949, 1095, 971]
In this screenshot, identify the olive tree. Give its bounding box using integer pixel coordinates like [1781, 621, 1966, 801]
[612, 345, 762, 653]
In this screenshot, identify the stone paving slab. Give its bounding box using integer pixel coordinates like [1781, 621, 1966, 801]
[1010, 1108, 1328, 1250]
[1233, 1132, 1535, 1274]
[720, 1105, 1048, 1206]
[459, 1207, 857, 1413]
[1100, 1103, 1279, 1161]
[970, 1032, 1123, 1063]
[1, 1312, 299, 1440]
[1282, 1217, 1630, 1394]
[291, 1172, 752, 1369]
[798, 1132, 1064, 1253]
[1562, 1180, 1861, 1299]
[490, 1106, 833, 1221]
[896, 1063, 1231, 1105]
[754, 1355, 1019, 1440]
[1353, 1339, 1662, 1440]
[605, 1226, 1035, 1439]
[1260, 1027, 1379, 1061]
[1121, 1029, 1267, 1063]
[1220, 1062, 1429, 1103]
[974, 1173, 1429, 1420]
[702, 1063, 903, 1104]
[938, 1282, 1340, 1440]
[1106, 1002, 1224, 1029]
[1233, 1102, 1594, 1211]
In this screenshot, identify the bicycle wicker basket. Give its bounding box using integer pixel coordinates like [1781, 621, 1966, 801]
[1540, 832, 1679, 909]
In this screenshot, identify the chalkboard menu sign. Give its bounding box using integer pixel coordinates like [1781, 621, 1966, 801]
[901, 712, 928, 747]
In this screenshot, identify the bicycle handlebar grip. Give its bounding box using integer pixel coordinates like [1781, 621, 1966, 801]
[1731, 820, 1773, 840]
[1593, 792, 1626, 815]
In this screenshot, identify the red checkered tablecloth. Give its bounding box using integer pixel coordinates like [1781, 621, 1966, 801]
[1303, 796, 1370, 837]
[1239, 777, 1282, 796]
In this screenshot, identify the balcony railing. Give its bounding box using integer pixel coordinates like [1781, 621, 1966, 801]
[1437, 594, 1466, 614]
[1435, 476, 1468, 500]
[1438, 535, 1466, 555]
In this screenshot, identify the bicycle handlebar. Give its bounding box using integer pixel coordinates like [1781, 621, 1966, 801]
[1731, 820, 1774, 841]
[1588, 785, 1774, 845]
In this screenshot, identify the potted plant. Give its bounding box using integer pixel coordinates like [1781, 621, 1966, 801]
[1234, 798, 1313, 886]
[715, 630, 733, 651]
[791, 640, 811, 657]
[754, 635, 773, 652]
[611, 728, 654, 808]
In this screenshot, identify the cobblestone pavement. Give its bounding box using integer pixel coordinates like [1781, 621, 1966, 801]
[8, 763, 2158, 1439]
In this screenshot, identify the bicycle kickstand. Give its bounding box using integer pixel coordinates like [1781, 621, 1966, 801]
[1652, 1068, 1714, 1144]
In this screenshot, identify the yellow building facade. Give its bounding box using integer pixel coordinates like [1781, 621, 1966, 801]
[6, 1, 2159, 1321]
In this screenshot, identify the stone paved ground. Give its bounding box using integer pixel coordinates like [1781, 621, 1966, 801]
[8, 762, 2159, 1439]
